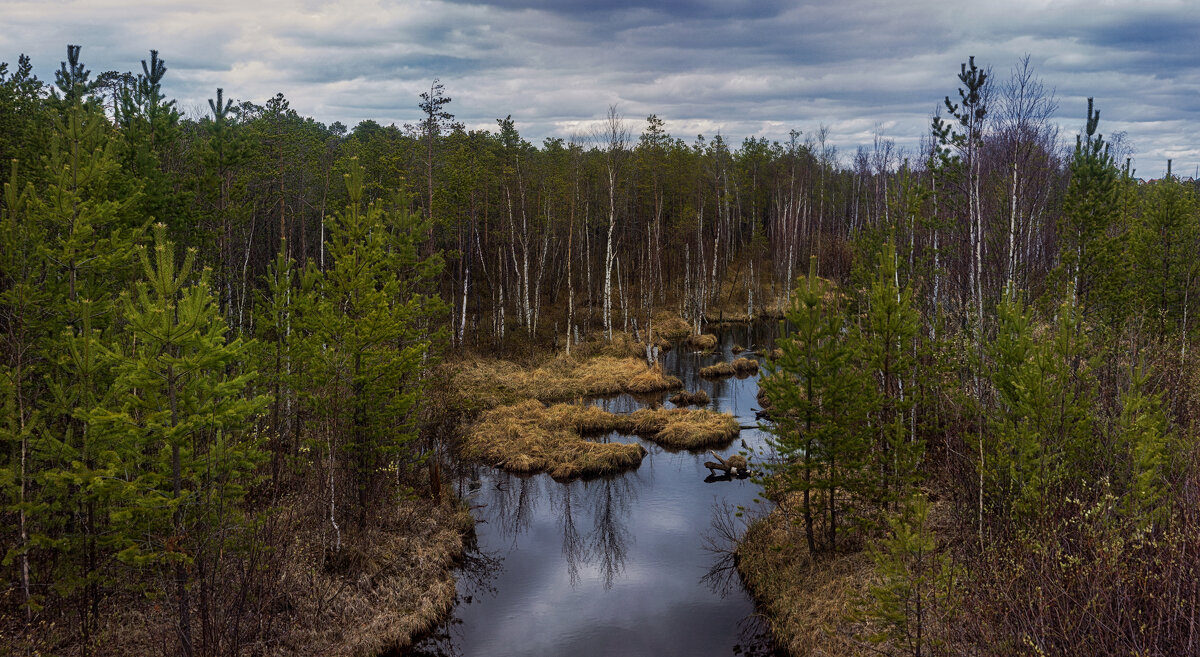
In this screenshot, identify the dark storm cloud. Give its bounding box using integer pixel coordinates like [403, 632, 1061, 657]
[1, 0, 1197, 171]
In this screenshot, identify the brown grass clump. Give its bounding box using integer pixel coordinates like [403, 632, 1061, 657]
[732, 344, 745, 354]
[737, 495, 875, 657]
[452, 356, 673, 406]
[700, 361, 737, 378]
[771, 347, 784, 359]
[642, 408, 740, 449]
[625, 361, 683, 394]
[654, 312, 693, 340]
[686, 333, 719, 351]
[462, 400, 647, 479]
[670, 389, 710, 407]
[732, 357, 760, 375]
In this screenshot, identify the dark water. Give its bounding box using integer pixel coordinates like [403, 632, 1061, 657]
[415, 323, 784, 657]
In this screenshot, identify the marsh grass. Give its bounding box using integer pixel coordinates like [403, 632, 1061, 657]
[732, 357, 760, 375]
[700, 361, 737, 378]
[737, 494, 875, 657]
[669, 389, 711, 407]
[653, 312, 693, 340]
[451, 356, 671, 407]
[463, 400, 741, 478]
[686, 333, 719, 351]
[625, 362, 683, 394]
[461, 400, 648, 479]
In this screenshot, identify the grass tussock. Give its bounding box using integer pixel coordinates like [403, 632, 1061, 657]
[732, 344, 746, 354]
[625, 361, 684, 394]
[686, 333, 719, 351]
[653, 312, 693, 340]
[555, 403, 739, 449]
[464, 401, 740, 475]
[461, 400, 647, 479]
[670, 389, 710, 407]
[737, 495, 875, 656]
[700, 361, 737, 378]
[452, 355, 671, 406]
[732, 357, 760, 375]
[642, 408, 740, 449]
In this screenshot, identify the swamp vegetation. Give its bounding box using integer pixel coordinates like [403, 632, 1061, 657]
[2, 45, 1200, 656]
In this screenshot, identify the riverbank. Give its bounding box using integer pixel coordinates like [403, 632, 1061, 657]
[736, 496, 875, 656]
[38, 495, 474, 657]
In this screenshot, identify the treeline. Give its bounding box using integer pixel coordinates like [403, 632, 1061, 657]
[760, 63, 1200, 656]
[1, 47, 443, 654]
[2, 43, 1199, 655]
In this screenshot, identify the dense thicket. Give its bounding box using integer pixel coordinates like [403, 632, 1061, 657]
[2, 45, 1199, 656]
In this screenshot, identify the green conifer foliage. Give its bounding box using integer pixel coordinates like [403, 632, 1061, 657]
[858, 494, 958, 657]
[765, 257, 870, 552]
[1116, 367, 1175, 530]
[1059, 98, 1126, 326]
[298, 157, 444, 527]
[89, 223, 267, 655]
[987, 293, 1095, 519]
[863, 241, 923, 512]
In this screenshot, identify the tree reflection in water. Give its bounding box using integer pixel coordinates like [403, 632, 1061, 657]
[584, 474, 635, 590]
[551, 480, 584, 586]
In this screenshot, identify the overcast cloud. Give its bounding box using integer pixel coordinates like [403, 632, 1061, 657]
[3, 0, 1198, 174]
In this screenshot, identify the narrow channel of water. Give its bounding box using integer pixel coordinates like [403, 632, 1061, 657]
[415, 323, 784, 656]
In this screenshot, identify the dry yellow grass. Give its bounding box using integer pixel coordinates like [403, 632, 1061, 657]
[80, 495, 473, 657]
[686, 333, 719, 351]
[451, 355, 672, 406]
[653, 312, 693, 340]
[700, 361, 737, 378]
[669, 389, 710, 407]
[641, 408, 740, 449]
[732, 357, 760, 375]
[732, 344, 746, 354]
[737, 495, 875, 657]
[464, 401, 741, 476]
[625, 361, 683, 394]
[461, 400, 647, 479]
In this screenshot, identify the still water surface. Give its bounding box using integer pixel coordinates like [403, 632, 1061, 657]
[416, 323, 784, 656]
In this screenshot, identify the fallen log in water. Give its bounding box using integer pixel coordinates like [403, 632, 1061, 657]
[704, 450, 753, 477]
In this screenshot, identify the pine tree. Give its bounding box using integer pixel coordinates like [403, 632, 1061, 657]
[1059, 98, 1126, 326]
[765, 257, 870, 552]
[987, 292, 1095, 520]
[858, 494, 958, 657]
[89, 223, 267, 656]
[862, 241, 922, 512]
[298, 157, 443, 529]
[1116, 366, 1175, 531]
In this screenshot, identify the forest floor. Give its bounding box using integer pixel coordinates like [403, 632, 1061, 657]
[5, 492, 473, 657]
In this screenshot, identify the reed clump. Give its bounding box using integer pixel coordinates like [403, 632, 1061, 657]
[700, 361, 737, 378]
[452, 355, 673, 406]
[462, 400, 647, 479]
[732, 357, 760, 375]
[654, 312, 693, 340]
[625, 361, 684, 394]
[464, 401, 741, 475]
[669, 389, 710, 407]
[686, 333, 719, 351]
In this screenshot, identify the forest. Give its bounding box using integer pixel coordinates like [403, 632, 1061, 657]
[2, 44, 1200, 656]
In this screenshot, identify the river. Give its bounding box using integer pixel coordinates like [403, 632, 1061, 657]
[414, 323, 785, 656]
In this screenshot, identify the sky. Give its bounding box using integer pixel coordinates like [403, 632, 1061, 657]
[3, 0, 1199, 175]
